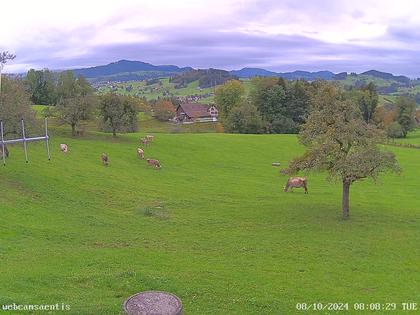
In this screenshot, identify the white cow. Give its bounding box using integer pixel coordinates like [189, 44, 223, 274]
[137, 148, 145, 159]
[60, 143, 68, 154]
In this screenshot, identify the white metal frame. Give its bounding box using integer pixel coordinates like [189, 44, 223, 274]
[0, 118, 51, 165]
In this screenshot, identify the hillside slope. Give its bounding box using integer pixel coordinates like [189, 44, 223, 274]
[0, 131, 419, 314]
[72, 60, 192, 82]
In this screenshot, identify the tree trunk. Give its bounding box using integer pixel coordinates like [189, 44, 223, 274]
[112, 128, 117, 137]
[342, 179, 351, 219]
[71, 124, 76, 136]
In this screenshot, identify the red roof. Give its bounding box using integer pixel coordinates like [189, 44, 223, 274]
[177, 103, 213, 118]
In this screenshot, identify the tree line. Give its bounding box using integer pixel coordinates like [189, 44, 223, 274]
[215, 78, 418, 138]
[28, 70, 146, 136]
[1, 68, 178, 137]
[2, 66, 417, 140]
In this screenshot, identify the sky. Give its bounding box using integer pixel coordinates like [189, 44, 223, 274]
[2, 0, 420, 76]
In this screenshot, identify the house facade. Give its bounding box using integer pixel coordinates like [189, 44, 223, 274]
[175, 103, 218, 123]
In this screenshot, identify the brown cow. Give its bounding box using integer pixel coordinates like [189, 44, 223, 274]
[137, 148, 145, 159]
[147, 158, 161, 169]
[284, 177, 308, 194]
[101, 153, 109, 166]
[140, 138, 149, 146]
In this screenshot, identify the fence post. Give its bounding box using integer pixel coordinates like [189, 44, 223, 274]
[45, 118, 51, 161]
[21, 119, 28, 163]
[1, 121, 5, 166]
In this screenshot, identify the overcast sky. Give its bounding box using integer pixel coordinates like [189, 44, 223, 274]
[2, 0, 420, 76]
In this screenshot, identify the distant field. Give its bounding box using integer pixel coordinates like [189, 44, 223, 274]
[338, 74, 394, 88]
[378, 94, 397, 106]
[97, 78, 216, 104]
[95, 74, 420, 109]
[31, 106, 221, 135]
[0, 120, 419, 314]
[393, 128, 420, 145]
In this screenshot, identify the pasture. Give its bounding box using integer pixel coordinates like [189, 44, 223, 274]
[0, 131, 419, 314]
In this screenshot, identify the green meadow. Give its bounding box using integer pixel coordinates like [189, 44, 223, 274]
[0, 123, 419, 314]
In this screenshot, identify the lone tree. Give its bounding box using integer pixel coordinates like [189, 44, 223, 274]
[0, 76, 36, 137]
[395, 96, 416, 138]
[0, 51, 16, 78]
[214, 79, 245, 119]
[1, 53, 36, 136]
[0, 51, 16, 106]
[282, 84, 399, 219]
[56, 71, 97, 136]
[99, 93, 139, 136]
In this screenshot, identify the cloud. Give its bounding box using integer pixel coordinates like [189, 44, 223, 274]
[2, 0, 420, 76]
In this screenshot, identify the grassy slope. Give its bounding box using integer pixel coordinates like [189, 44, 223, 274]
[0, 128, 419, 314]
[393, 129, 420, 145]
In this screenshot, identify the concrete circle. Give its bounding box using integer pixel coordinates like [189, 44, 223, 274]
[123, 291, 183, 315]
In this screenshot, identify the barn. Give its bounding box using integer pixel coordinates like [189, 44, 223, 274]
[175, 103, 218, 123]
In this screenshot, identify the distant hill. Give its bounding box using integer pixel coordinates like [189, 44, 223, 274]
[67, 60, 420, 101]
[170, 69, 237, 88]
[360, 70, 411, 84]
[230, 68, 335, 80]
[230, 68, 279, 78]
[72, 60, 192, 82]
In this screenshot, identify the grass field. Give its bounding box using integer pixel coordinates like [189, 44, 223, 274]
[393, 129, 420, 146]
[0, 125, 419, 314]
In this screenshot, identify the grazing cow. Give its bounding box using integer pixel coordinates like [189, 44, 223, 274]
[137, 148, 145, 159]
[146, 135, 154, 141]
[0, 145, 9, 158]
[284, 177, 308, 194]
[146, 158, 161, 169]
[140, 138, 149, 146]
[60, 143, 68, 154]
[101, 153, 109, 166]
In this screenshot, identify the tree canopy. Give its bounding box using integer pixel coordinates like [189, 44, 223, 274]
[224, 102, 264, 134]
[0, 77, 36, 137]
[99, 93, 139, 136]
[395, 96, 416, 138]
[56, 71, 97, 135]
[26, 69, 58, 105]
[283, 83, 399, 218]
[153, 99, 175, 121]
[214, 80, 245, 120]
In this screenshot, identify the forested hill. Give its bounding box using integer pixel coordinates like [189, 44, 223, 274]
[170, 69, 237, 88]
[64, 61, 420, 103]
[231, 68, 335, 80]
[71, 60, 193, 82]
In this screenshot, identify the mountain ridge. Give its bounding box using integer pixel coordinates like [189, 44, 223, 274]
[68, 59, 414, 83]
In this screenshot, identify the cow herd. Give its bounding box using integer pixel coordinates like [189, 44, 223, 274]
[60, 137, 307, 191]
[59, 134, 161, 170]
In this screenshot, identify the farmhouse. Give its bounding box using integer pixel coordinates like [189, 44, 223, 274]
[175, 103, 218, 123]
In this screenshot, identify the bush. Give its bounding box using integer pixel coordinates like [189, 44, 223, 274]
[224, 102, 264, 134]
[42, 106, 56, 118]
[270, 115, 298, 133]
[154, 100, 175, 121]
[387, 122, 404, 138]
